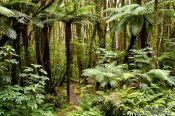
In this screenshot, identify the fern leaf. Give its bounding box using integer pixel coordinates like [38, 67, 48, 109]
[131, 16, 144, 36]
[121, 73, 135, 81]
[82, 68, 101, 77]
[0, 23, 17, 39]
[106, 4, 140, 22]
[147, 69, 175, 85]
[0, 5, 14, 17]
[5, 27, 17, 39]
[111, 16, 129, 32]
[168, 101, 175, 109]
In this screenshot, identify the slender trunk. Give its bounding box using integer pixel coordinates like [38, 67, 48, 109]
[121, 0, 127, 50]
[153, 0, 158, 67]
[110, 21, 116, 51]
[34, 26, 43, 65]
[88, 24, 97, 68]
[35, 24, 52, 92]
[110, 0, 117, 51]
[76, 23, 83, 84]
[65, 21, 72, 102]
[140, 18, 148, 48]
[153, 0, 158, 54]
[41, 24, 52, 91]
[11, 31, 21, 86]
[97, 21, 107, 48]
[95, 0, 107, 48]
[95, 0, 107, 90]
[22, 25, 31, 66]
[124, 34, 136, 63]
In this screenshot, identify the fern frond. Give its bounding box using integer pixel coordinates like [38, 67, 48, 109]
[111, 16, 129, 32]
[159, 9, 175, 18]
[5, 0, 38, 7]
[147, 69, 175, 85]
[106, 4, 140, 22]
[82, 68, 101, 78]
[0, 5, 14, 17]
[0, 22, 17, 39]
[130, 16, 144, 36]
[168, 101, 175, 109]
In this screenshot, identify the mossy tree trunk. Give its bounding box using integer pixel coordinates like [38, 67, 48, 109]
[152, 0, 158, 67]
[65, 20, 72, 102]
[21, 25, 31, 66]
[11, 25, 21, 86]
[35, 24, 52, 92]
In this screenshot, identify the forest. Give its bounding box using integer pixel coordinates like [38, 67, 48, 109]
[1, 0, 175, 115]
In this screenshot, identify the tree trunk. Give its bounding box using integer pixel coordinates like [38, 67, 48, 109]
[124, 34, 137, 63]
[34, 24, 52, 92]
[65, 21, 72, 102]
[95, 0, 107, 48]
[88, 24, 97, 68]
[22, 25, 31, 66]
[11, 31, 21, 86]
[152, 0, 158, 67]
[41, 24, 52, 91]
[139, 18, 148, 48]
[76, 23, 83, 84]
[35, 26, 43, 65]
[153, 0, 158, 55]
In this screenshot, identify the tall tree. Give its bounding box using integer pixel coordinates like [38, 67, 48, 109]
[52, 1, 94, 101]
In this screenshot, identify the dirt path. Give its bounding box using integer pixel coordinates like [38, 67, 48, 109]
[57, 84, 79, 116]
[70, 84, 79, 106]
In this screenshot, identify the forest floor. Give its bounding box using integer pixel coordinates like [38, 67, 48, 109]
[57, 84, 79, 116]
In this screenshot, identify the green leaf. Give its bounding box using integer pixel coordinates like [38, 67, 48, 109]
[0, 5, 14, 17]
[131, 16, 144, 36]
[147, 69, 175, 85]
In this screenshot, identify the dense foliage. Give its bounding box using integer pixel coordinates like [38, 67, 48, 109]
[0, 46, 54, 115]
[1, 0, 175, 115]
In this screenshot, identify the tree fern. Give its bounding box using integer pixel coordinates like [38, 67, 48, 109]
[82, 63, 128, 87]
[106, 3, 151, 23]
[106, 1, 175, 36]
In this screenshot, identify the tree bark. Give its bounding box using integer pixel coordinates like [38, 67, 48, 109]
[65, 21, 72, 102]
[124, 34, 137, 63]
[34, 24, 52, 92]
[41, 24, 52, 91]
[139, 18, 148, 48]
[11, 31, 21, 86]
[88, 24, 97, 68]
[22, 25, 31, 66]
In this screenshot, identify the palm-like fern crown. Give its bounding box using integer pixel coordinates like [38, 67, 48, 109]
[105, 0, 175, 36]
[0, 0, 46, 40]
[49, 0, 95, 23]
